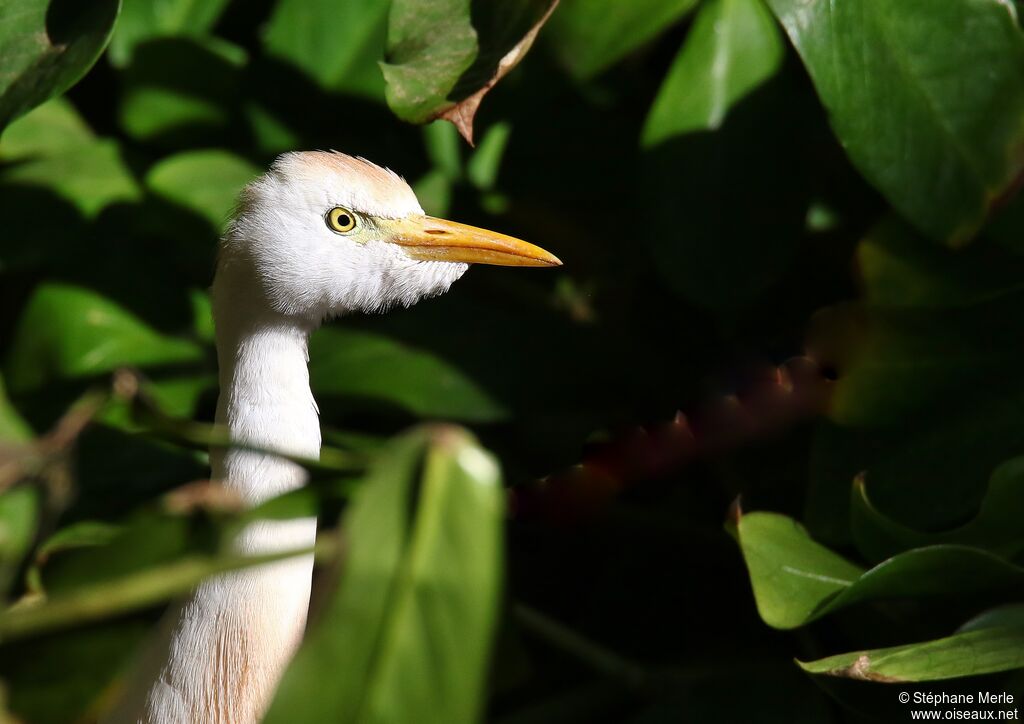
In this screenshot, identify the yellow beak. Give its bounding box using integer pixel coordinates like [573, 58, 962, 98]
[385, 215, 561, 267]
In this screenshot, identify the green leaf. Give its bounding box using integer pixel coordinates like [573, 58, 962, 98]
[641, 69, 810, 309]
[2, 490, 332, 642]
[118, 37, 247, 146]
[308, 326, 506, 422]
[467, 122, 512, 190]
[0, 98, 93, 160]
[0, 487, 38, 599]
[852, 457, 1024, 563]
[108, 0, 231, 67]
[262, 0, 391, 101]
[4, 283, 203, 394]
[642, 0, 783, 146]
[145, 149, 260, 228]
[765, 0, 1024, 245]
[382, 0, 477, 125]
[805, 220, 1024, 541]
[798, 625, 1024, 682]
[547, 0, 699, 80]
[811, 288, 1024, 427]
[734, 511, 1024, 630]
[382, 0, 557, 143]
[0, 543, 322, 643]
[0, 0, 120, 131]
[0, 138, 140, 217]
[0, 621, 147, 724]
[854, 216, 1024, 309]
[0, 375, 30, 442]
[267, 426, 503, 723]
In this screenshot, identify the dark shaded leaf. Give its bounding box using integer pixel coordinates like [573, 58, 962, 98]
[851, 457, 1024, 563]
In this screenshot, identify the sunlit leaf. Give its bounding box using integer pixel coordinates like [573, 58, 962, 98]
[308, 326, 507, 422]
[0, 375, 30, 442]
[766, 0, 1024, 244]
[383, 0, 558, 143]
[4, 283, 203, 394]
[547, 0, 698, 80]
[733, 511, 1024, 630]
[108, 0, 231, 67]
[262, 0, 391, 100]
[119, 37, 246, 146]
[799, 625, 1024, 682]
[0, 98, 93, 160]
[145, 149, 259, 228]
[642, 0, 783, 146]
[0, 0, 120, 131]
[0, 139, 140, 217]
[0, 487, 37, 598]
[267, 426, 503, 723]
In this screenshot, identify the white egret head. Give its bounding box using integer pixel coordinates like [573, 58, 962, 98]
[218, 151, 560, 324]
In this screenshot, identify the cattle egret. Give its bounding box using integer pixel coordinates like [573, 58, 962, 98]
[109, 151, 560, 723]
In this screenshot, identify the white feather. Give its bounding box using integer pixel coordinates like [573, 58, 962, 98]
[105, 152, 468, 724]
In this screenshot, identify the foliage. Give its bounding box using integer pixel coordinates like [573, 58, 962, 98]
[1, 0, 1024, 722]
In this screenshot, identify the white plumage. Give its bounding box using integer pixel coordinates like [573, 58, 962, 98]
[106, 151, 559, 723]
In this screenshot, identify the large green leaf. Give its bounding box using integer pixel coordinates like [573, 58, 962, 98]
[0, 0, 120, 131]
[0, 487, 37, 599]
[308, 326, 506, 422]
[642, 0, 783, 146]
[383, 0, 557, 143]
[107, 0, 231, 66]
[4, 283, 203, 394]
[267, 427, 503, 723]
[547, 0, 699, 80]
[262, 0, 391, 100]
[799, 625, 1024, 682]
[766, 0, 1024, 245]
[733, 511, 1024, 630]
[145, 149, 259, 228]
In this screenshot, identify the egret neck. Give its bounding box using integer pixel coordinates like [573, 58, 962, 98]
[107, 151, 560, 724]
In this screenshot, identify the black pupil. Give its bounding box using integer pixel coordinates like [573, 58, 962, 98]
[336, 213, 351, 227]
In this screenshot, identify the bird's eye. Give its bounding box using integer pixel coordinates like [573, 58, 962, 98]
[326, 207, 357, 233]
